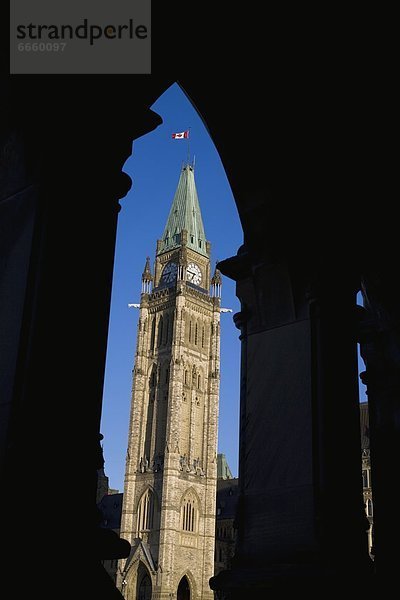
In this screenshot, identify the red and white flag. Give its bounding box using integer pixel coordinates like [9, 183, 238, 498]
[172, 130, 189, 139]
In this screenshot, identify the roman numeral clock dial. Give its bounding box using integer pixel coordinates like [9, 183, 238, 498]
[186, 262, 202, 285]
[161, 261, 178, 283]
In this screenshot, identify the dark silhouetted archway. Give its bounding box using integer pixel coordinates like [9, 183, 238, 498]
[177, 575, 190, 600]
[137, 574, 152, 600]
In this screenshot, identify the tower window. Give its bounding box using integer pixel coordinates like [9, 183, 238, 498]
[150, 318, 156, 351]
[197, 375, 201, 389]
[199, 239, 202, 247]
[195, 323, 198, 345]
[165, 315, 169, 343]
[137, 489, 154, 535]
[190, 235, 194, 243]
[184, 370, 188, 385]
[158, 317, 164, 347]
[189, 321, 192, 343]
[202, 327, 205, 348]
[181, 494, 196, 532]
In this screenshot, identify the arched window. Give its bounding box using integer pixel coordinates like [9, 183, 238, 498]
[201, 326, 205, 348]
[165, 315, 169, 343]
[367, 498, 373, 517]
[137, 489, 154, 535]
[181, 492, 197, 533]
[197, 374, 201, 389]
[158, 316, 164, 346]
[149, 365, 156, 387]
[150, 318, 156, 351]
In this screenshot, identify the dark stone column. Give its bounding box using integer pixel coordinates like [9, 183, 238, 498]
[210, 248, 372, 597]
[0, 77, 165, 599]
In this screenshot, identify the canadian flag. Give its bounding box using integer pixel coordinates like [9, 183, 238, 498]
[172, 130, 189, 139]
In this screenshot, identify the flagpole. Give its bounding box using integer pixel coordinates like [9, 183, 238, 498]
[187, 127, 191, 165]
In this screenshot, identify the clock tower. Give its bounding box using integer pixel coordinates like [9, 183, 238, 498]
[118, 164, 221, 600]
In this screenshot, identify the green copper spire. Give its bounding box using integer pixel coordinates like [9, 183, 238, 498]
[159, 164, 208, 257]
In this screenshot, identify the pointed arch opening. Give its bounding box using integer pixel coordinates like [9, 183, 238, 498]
[136, 563, 152, 600]
[100, 84, 241, 589]
[137, 488, 155, 536]
[181, 489, 199, 533]
[149, 316, 156, 352]
[177, 575, 191, 600]
[158, 315, 164, 347]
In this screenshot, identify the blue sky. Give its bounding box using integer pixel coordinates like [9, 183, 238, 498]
[100, 83, 367, 492]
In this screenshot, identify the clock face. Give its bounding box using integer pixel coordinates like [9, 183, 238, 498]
[186, 262, 202, 285]
[161, 261, 178, 283]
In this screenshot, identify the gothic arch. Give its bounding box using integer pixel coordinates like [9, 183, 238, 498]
[148, 363, 157, 388]
[176, 571, 197, 600]
[201, 320, 206, 348]
[164, 313, 170, 344]
[158, 315, 164, 347]
[150, 316, 156, 351]
[184, 361, 193, 387]
[159, 359, 169, 385]
[179, 487, 202, 516]
[187, 316, 193, 344]
[136, 485, 158, 511]
[136, 486, 158, 535]
[136, 562, 152, 600]
[196, 365, 204, 390]
[191, 364, 197, 386]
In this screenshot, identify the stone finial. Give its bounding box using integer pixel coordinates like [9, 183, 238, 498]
[141, 257, 153, 293]
[211, 264, 222, 298]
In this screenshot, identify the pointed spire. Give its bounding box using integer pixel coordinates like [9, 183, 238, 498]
[159, 164, 208, 257]
[142, 256, 152, 278]
[141, 257, 153, 294]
